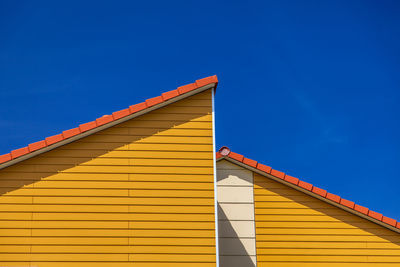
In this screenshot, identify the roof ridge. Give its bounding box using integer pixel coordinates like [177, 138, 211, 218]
[216, 146, 400, 230]
[0, 75, 218, 165]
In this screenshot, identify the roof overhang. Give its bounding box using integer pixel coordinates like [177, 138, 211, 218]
[0, 82, 217, 170]
[217, 155, 400, 234]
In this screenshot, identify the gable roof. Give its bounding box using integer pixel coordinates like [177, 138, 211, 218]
[216, 146, 400, 233]
[0, 75, 218, 169]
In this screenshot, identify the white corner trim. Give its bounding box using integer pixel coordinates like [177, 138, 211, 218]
[212, 89, 220, 267]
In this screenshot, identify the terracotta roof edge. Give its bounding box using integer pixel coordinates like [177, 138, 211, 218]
[0, 75, 218, 169]
[217, 146, 400, 233]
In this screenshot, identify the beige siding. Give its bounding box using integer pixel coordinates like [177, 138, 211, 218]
[217, 160, 257, 267]
[0, 90, 216, 266]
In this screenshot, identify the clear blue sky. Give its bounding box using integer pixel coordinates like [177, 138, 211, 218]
[1, 1, 399, 220]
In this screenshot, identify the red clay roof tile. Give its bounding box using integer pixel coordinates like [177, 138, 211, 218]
[62, 128, 81, 139]
[145, 96, 163, 107]
[196, 75, 218, 88]
[79, 121, 97, 132]
[326, 193, 341, 203]
[0, 153, 11, 164]
[257, 163, 271, 174]
[229, 152, 244, 162]
[298, 180, 313, 191]
[271, 169, 285, 179]
[112, 108, 131, 120]
[162, 89, 179, 101]
[28, 140, 46, 152]
[368, 210, 383, 221]
[340, 198, 355, 209]
[284, 175, 299, 185]
[354, 204, 369, 215]
[11, 147, 30, 159]
[96, 115, 113, 126]
[243, 157, 257, 168]
[129, 102, 147, 113]
[382, 216, 396, 227]
[312, 186, 327, 197]
[177, 83, 197, 94]
[45, 134, 64, 145]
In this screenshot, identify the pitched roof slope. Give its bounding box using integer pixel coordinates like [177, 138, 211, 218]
[216, 146, 400, 232]
[0, 75, 218, 168]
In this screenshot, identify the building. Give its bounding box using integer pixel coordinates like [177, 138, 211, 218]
[0, 76, 399, 266]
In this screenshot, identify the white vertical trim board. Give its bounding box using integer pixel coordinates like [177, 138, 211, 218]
[212, 89, 220, 267]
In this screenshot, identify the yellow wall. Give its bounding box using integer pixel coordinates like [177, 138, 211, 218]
[253, 173, 400, 266]
[0, 90, 216, 267]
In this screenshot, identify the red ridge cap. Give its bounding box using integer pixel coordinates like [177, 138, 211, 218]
[271, 169, 285, 179]
[162, 89, 179, 101]
[299, 180, 313, 191]
[63, 128, 81, 139]
[312, 186, 327, 197]
[130, 102, 147, 113]
[382, 216, 396, 227]
[196, 75, 218, 88]
[340, 198, 355, 209]
[368, 210, 383, 221]
[0, 153, 11, 163]
[326, 193, 341, 203]
[79, 121, 97, 132]
[145, 96, 163, 107]
[45, 134, 64, 145]
[28, 141, 46, 152]
[96, 115, 113, 126]
[284, 175, 299, 185]
[0, 76, 218, 167]
[243, 157, 257, 168]
[229, 152, 244, 162]
[11, 147, 30, 159]
[257, 163, 271, 174]
[112, 108, 131, 120]
[178, 83, 197, 94]
[216, 147, 399, 229]
[354, 204, 369, 215]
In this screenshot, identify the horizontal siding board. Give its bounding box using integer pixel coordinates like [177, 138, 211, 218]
[32, 197, 214, 205]
[0, 90, 216, 264]
[254, 173, 400, 264]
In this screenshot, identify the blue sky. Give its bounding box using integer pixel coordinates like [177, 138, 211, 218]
[0, 1, 399, 220]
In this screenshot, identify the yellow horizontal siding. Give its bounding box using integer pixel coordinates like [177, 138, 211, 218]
[253, 173, 400, 266]
[0, 90, 216, 266]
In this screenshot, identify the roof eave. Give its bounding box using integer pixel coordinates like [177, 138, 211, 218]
[0, 82, 217, 170]
[217, 156, 400, 234]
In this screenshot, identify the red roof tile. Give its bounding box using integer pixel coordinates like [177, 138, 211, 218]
[271, 169, 285, 179]
[217, 146, 399, 230]
[0, 76, 218, 165]
[28, 140, 46, 152]
[243, 157, 257, 168]
[326, 193, 341, 203]
[284, 175, 299, 185]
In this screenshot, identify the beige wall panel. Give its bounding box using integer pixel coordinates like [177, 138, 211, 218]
[217, 186, 254, 203]
[217, 160, 257, 267]
[218, 203, 255, 221]
[220, 256, 257, 267]
[217, 169, 253, 186]
[219, 220, 256, 238]
[219, 238, 256, 255]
